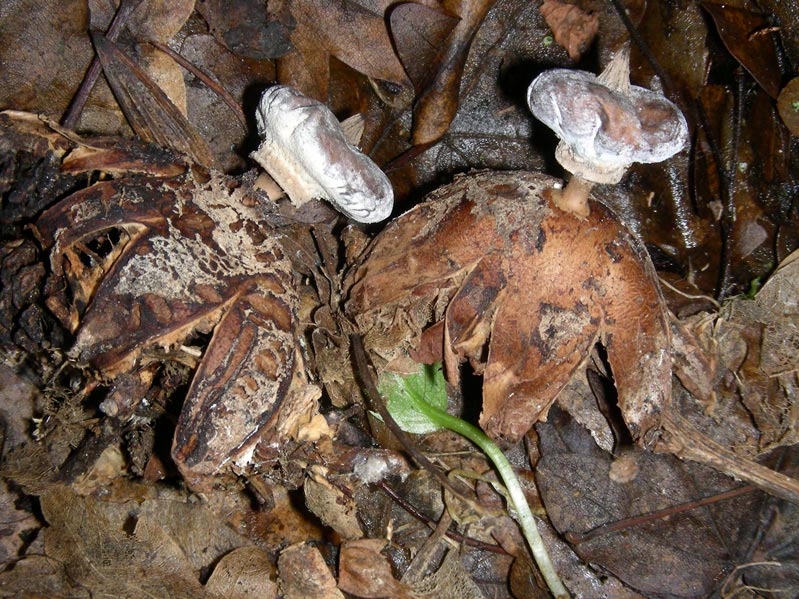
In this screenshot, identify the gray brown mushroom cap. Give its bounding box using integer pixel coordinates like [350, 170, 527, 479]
[251, 86, 394, 223]
[527, 49, 689, 184]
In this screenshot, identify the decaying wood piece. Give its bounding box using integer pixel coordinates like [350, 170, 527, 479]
[34, 167, 320, 489]
[659, 411, 799, 505]
[346, 170, 672, 447]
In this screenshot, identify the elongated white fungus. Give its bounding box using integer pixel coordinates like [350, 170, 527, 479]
[252, 86, 394, 223]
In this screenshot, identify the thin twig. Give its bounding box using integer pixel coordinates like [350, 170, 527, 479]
[566, 485, 755, 544]
[149, 40, 247, 129]
[377, 481, 508, 555]
[661, 411, 799, 506]
[62, 0, 144, 129]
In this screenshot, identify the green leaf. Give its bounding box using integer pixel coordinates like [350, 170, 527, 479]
[378, 363, 448, 434]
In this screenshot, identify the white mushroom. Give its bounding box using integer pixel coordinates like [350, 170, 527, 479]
[251, 85, 394, 223]
[527, 45, 688, 218]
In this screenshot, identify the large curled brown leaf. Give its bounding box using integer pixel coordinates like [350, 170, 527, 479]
[346, 170, 671, 445]
[33, 169, 319, 488]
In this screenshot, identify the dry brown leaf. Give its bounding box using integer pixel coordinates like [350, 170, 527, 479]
[278, 542, 344, 599]
[338, 538, 414, 599]
[136, 496, 249, 574]
[38, 486, 215, 599]
[92, 33, 216, 166]
[0, 363, 38, 450]
[89, 0, 195, 44]
[0, 554, 90, 599]
[540, 0, 599, 61]
[271, 0, 410, 99]
[176, 32, 274, 171]
[390, 3, 460, 91]
[409, 549, 487, 599]
[0, 0, 93, 117]
[205, 546, 278, 599]
[304, 466, 364, 540]
[707, 248, 799, 453]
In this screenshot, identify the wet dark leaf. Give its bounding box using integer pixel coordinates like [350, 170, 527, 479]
[197, 0, 293, 59]
[537, 409, 764, 599]
[701, 1, 781, 99]
[778, 76, 799, 136]
[409, 0, 496, 146]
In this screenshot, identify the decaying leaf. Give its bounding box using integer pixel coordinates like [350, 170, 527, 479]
[33, 168, 321, 488]
[135, 495, 250, 574]
[346, 170, 671, 446]
[338, 538, 414, 599]
[304, 465, 364, 540]
[0, 554, 90, 599]
[536, 409, 765, 598]
[278, 542, 344, 599]
[270, 0, 409, 99]
[37, 485, 212, 599]
[691, 248, 799, 453]
[409, 548, 488, 599]
[540, 0, 600, 61]
[205, 546, 278, 599]
[0, 478, 39, 565]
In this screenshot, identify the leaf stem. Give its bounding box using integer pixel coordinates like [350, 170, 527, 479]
[406, 391, 570, 598]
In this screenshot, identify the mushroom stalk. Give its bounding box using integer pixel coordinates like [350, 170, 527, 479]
[552, 175, 593, 219]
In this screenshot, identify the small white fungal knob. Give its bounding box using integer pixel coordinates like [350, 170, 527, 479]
[251, 85, 394, 223]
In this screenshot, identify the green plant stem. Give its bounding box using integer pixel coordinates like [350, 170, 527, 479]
[406, 393, 570, 598]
